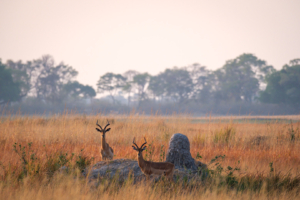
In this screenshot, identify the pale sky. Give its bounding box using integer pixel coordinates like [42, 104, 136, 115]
[1, 0, 300, 88]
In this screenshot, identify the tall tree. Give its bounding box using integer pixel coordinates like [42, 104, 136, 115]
[214, 53, 274, 102]
[97, 73, 126, 104]
[62, 81, 96, 99]
[32, 55, 78, 103]
[259, 58, 300, 106]
[148, 75, 165, 100]
[185, 63, 213, 103]
[0, 60, 22, 105]
[6, 60, 33, 98]
[149, 67, 193, 103]
[122, 70, 139, 106]
[132, 73, 151, 105]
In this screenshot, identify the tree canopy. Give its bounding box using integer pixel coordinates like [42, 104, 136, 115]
[2, 55, 95, 105]
[259, 59, 300, 106]
[213, 53, 274, 102]
[97, 72, 126, 104]
[0, 60, 22, 105]
[62, 81, 96, 99]
[149, 68, 193, 103]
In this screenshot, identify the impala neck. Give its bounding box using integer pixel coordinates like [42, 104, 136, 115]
[138, 151, 146, 166]
[101, 134, 106, 148]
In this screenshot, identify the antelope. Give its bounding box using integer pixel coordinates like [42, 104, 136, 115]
[96, 120, 114, 160]
[132, 137, 175, 182]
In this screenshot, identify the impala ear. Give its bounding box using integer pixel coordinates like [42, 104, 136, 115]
[96, 128, 102, 132]
[142, 146, 147, 151]
[132, 146, 138, 151]
[106, 128, 111, 132]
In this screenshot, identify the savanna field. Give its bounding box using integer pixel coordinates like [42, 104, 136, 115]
[0, 113, 300, 199]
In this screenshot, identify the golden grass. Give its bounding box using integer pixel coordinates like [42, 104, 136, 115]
[0, 113, 300, 199]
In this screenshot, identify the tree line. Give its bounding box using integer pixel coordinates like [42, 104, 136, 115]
[0, 55, 95, 106]
[1, 53, 300, 112]
[96, 53, 300, 108]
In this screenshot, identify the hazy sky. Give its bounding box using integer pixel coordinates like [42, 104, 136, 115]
[1, 0, 300, 88]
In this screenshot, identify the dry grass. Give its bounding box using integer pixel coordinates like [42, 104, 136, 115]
[0, 113, 300, 199]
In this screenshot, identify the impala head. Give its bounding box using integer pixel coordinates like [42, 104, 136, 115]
[132, 137, 147, 157]
[96, 120, 111, 137]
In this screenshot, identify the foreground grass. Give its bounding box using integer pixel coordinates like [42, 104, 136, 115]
[1, 172, 299, 200]
[0, 113, 300, 199]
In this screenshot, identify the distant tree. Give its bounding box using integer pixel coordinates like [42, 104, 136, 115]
[186, 63, 213, 103]
[149, 67, 193, 103]
[80, 85, 97, 98]
[97, 72, 126, 104]
[214, 53, 274, 103]
[6, 60, 33, 98]
[148, 75, 165, 100]
[0, 60, 22, 105]
[122, 70, 139, 106]
[132, 73, 151, 105]
[62, 81, 96, 99]
[31, 55, 78, 103]
[259, 58, 300, 106]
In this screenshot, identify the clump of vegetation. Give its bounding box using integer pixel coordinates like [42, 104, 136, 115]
[75, 149, 94, 172]
[144, 141, 154, 161]
[13, 142, 40, 179]
[213, 125, 236, 145]
[159, 145, 165, 162]
[10, 142, 94, 180]
[287, 121, 299, 142]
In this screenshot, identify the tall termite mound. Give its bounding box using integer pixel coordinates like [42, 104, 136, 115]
[166, 133, 197, 170]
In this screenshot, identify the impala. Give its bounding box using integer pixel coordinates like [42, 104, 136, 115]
[96, 120, 114, 160]
[132, 137, 175, 182]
